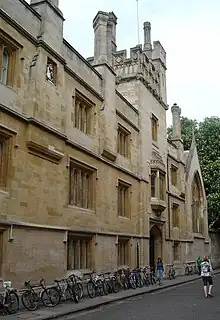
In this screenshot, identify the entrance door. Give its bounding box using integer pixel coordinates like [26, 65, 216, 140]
[149, 225, 162, 272]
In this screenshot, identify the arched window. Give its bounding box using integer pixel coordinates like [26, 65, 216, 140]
[1, 48, 9, 85]
[191, 172, 204, 234]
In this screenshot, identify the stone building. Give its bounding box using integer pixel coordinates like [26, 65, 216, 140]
[0, 0, 209, 287]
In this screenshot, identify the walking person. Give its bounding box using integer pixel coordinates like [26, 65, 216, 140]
[156, 258, 164, 285]
[201, 255, 213, 298]
[196, 256, 202, 275]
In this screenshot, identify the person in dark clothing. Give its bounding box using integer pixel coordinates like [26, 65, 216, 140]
[156, 258, 164, 285]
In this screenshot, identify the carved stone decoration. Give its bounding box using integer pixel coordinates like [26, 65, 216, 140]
[46, 62, 54, 83]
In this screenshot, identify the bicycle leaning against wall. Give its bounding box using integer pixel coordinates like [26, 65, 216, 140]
[0, 280, 19, 315]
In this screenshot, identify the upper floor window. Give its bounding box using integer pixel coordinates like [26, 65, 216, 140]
[118, 180, 131, 217]
[46, 57, 57, 85]
[69, 160, 95, 210]
[172, 203, 180, 228]
[159, 172, 165, 200]
[74, 92, 93, 135]
[151, 115, 158, 142]
[1, 49, 9, 85]
[117, 125, 130, 157]
[171, 165, 178, 186]
[0, 40, 16, 87]
[151, 170, 157, 197]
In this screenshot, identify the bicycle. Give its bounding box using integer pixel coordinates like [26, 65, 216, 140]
[185, 263, 195, 275]
[0, 280, 19, 315]
[21, 279, 60, 311]
[168, 265, 176, 280]
[87, 271, 105, 298]
[54, 277, 79, 303]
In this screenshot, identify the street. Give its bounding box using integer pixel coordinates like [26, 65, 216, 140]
[66, 275, 220, 320]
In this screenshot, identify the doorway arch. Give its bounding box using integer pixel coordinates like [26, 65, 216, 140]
[149, 224, 162, 272]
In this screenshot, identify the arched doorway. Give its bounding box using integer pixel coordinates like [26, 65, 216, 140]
[149, 225, 162, 272]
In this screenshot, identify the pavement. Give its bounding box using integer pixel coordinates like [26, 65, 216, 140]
[1, 270, 219, 320]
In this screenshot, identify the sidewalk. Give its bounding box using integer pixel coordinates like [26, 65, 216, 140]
[1, 270, 220, 320]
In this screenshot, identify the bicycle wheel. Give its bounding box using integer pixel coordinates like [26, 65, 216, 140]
[97, 279, 105, 296]
[21, 291, 38, 311]
[67, 285, 79, 303]
[41, 287, 60, 307]
[87, 281, 96, 298]
[5, 291, 19, 314]
[102, 280, 108, 295]
[77, 283, 84, 299]
[112, 279, 120, 293]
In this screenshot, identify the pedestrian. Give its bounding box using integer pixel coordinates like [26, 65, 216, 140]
[156, 257, 164, 285]
[201, 255, 213, 298]
[196, 256, 202, 275]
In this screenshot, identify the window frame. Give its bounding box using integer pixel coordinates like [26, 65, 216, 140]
[0, 37, 17, 87]
[117, 179, 131, 218]
[117, 124, 130, 158]
[172, 203, 180, 228]
[69, 159, 96, 211]
[151, 114, 158, 143]
[151, 170, 157, 197]
[171, 165, 178, 186]
[67, 234, 93, 270]
[117, 237, 129, 266]
[74, 90, 94, 135]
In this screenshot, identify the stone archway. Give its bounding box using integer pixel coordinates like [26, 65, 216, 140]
[149, 224, 162, 272]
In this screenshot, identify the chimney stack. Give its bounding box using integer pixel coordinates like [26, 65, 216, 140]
[93, 11, 117, 67]
[171, 103, 181, 140]
[143, 22, 152, 58]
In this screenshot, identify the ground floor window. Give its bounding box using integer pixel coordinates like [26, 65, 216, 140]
[118, 238, 129, 266]
[67, 234, 93, 270]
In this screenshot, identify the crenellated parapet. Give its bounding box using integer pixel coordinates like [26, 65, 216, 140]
[114, 45, 167, 109]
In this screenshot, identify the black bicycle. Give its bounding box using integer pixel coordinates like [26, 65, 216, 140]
[21, 279, 60, 311]
[168, 265, 176, 279]
[0, 281, 19, 315]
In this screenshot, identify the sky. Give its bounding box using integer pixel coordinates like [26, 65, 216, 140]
[28, 0, 220, 126]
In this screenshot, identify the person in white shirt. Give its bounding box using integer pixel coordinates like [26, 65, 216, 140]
[201, 255, 213, 298]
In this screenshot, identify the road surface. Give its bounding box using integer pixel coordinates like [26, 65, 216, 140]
[64, 274, 220, 320]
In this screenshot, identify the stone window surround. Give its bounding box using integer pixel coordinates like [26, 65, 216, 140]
[68, 157, 97, 212]
[170, 164, 178, 187]
[150, 169, 166, 201]
[73, 89, 95, 135]
[151, 113, 158, 143]
[0, 33, 18, 88]
[117, 123, 131, 158]
[117, 178, 131, 218]
[117, 236, 130, 266]
[172, 202, 180, 228]
[67, 233, 93, 270]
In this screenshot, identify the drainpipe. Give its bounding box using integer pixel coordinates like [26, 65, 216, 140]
[167, 156, 171, 239]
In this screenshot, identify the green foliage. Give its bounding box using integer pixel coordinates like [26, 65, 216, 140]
[167, 116, 220, 225]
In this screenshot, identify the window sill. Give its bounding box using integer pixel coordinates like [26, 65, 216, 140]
[0, 81, 16, 92]
[66, 205, 95, 215]
[118, 215, 130, 220]
[0, 188, 9, 196]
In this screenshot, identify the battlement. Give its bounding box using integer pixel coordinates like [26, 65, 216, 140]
[114, 45, 161, 104]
